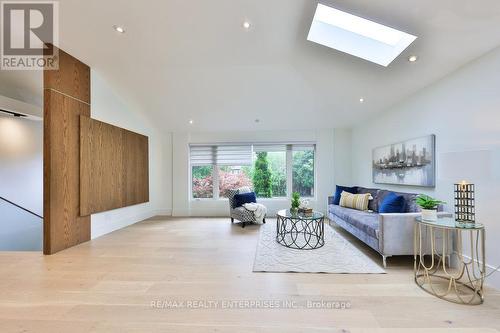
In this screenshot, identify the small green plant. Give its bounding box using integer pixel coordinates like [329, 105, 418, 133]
[416, 194, 446, 210]
[291, 192, 301, 210]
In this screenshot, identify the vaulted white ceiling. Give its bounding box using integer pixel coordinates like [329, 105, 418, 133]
[3, 0, 500, 131]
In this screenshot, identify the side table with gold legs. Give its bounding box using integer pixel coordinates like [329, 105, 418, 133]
[414, 217, 486, 305]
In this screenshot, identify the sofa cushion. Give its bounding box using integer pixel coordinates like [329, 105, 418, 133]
[328, 204, 336, 216]
[357, 187, 379, 211]
[333, 185, 358, 205]
[330, 205, 380, 239]
[379, 192, 405, 213]
[376, 190, 419, 213]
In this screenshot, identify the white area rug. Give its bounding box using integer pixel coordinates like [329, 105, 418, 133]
[253, 222, 385, 274]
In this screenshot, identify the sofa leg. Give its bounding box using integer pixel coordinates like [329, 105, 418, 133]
[231, 217, 234, 224]
[263, 218, 266, 224]
[241, 222, 246, 229]
[382, 255, 389, 268]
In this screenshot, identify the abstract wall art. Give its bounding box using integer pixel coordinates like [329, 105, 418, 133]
[372, 135, 436, 187]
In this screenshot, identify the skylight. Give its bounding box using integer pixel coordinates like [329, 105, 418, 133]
[307, 4, 417, 66]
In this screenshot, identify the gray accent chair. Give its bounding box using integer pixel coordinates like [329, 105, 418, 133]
[328, 187, 451, 267]
[227, 188, 266, 228]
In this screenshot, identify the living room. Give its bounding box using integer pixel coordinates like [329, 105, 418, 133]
[1, 0, 500, 331]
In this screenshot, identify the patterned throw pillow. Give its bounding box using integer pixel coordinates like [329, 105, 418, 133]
[339, 191, 373, 211]
[238, 186, 251, 194]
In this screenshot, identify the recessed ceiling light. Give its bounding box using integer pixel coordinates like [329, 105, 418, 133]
[307, 4, 417, 66]
[255, 119, 260, 123]
[359, 98, 365, 103]
[113, 25, 125, 33]
[243, 21, 251, 29]
[189, 120, 194, 125]
[408, 55, 418, 62]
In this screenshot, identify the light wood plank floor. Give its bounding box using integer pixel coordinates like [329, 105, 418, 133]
[0, 217, 499, 332]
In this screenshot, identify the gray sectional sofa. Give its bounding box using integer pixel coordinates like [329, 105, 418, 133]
[328, 187, 451, 267]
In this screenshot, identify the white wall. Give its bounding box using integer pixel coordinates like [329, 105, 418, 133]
[0, 112, 43, 251]
[351, 46, 500, 289]
[171, 129, 349, 217]
[0, 114, 43, 216]
[333, 128, 352, 186]
[90, 71, 171, 238]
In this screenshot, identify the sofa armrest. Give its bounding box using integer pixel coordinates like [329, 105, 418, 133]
[379, 213, 420, 256]
[379, 212, 452, 256]
[328, 196, 335, 205]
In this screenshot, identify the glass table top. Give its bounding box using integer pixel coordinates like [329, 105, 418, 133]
[415, 216, 484, 230]
[277, 209, 324, 220]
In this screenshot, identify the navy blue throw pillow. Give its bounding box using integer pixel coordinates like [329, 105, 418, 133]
[379, 192, 405, 213]
[333, 185, 358, 205]
[233, 192, 257, 208]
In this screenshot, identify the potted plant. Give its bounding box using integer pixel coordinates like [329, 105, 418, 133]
[416, 194, 446, 221]
[291, 192, 300, 214]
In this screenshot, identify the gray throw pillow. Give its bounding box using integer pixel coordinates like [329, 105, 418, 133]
[357, 187, 379, 212]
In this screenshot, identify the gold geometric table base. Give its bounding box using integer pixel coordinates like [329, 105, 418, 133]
[414, 217, 485, 305]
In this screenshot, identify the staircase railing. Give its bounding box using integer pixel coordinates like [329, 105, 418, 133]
[0, 196, 43, 251]
[0, 196, 43, 219]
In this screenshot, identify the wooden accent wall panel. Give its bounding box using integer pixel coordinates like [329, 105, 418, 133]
[80, 117, 149, 216]
[44, 47, 91, 254]
[44, 49, 90, 103]
[80, 117, 123, 215]
[122, 129, 149, 207]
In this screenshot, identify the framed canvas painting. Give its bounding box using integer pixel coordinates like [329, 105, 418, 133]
[372, 135, 436, 187]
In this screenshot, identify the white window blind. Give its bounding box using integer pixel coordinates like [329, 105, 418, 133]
[216, 145, 252, 166]
[253, 144, 287, 153]
[190, 143, 315, 166]
[190, 146, 215, 166]
[292, 144, 315, 151]
[190, 145, 252, 166]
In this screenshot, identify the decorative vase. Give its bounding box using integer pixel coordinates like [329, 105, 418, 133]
[421, 209, 437, 222]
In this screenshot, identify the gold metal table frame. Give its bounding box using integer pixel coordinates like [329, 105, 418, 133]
[414, 217, 485, 305]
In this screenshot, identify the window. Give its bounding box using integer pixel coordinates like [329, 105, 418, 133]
[218, 166, 252, 198]
[307, 4, 417, 66]
[191, 145, 253, 199]
[190, 143, 315, 199]
[292, 145, 315, 197]
[253, 145, 286, 198]
[192, 165, 213, 199]
[190, 146, 215, 199]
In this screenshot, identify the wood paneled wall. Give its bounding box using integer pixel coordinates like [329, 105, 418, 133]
[80, 117, 149, 216]
[44, 47, 91, 254]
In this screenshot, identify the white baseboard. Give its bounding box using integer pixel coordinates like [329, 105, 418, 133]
[91, 207, 171, 239]
[172, 209, 190, 217]
[152, 208, 172, 216]
[458, 253, 500, 290]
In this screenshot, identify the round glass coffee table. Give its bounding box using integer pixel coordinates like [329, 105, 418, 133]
[414, 217, 486, 305]
[276, 209, 325, 250]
